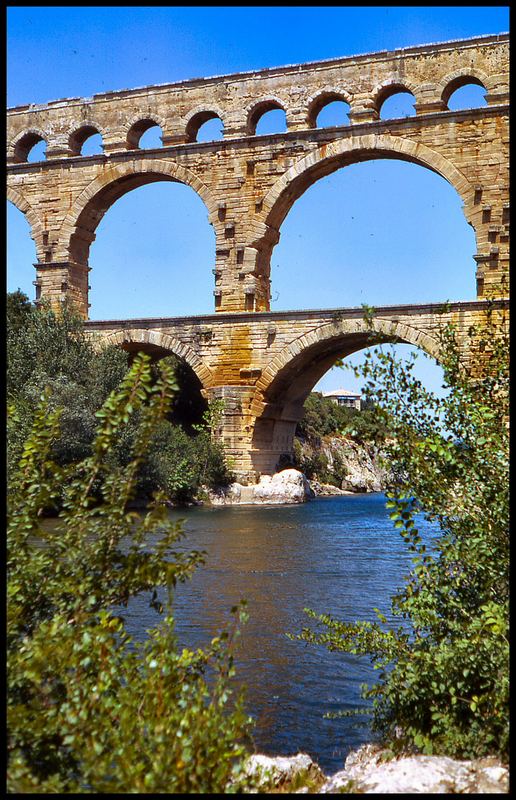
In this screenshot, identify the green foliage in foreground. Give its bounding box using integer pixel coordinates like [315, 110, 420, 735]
[293, 310, 509, 761]
[7, 353, 254, 793]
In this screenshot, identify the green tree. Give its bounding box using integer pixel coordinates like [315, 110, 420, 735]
[7, 294, 233, 503]
[7, 353, 254, 793]
[297, 392, 388, 445]
[136, 403, 233, 504]
[293, 309, 509, 761]
[7, 294, 129, 475]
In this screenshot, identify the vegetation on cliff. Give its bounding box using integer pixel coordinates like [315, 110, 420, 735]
[294, 309, 509, 761]
[294, 393, 388, 487]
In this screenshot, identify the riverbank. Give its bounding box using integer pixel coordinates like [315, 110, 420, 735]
[203, 435, 390, 506]
[205, 464, 381, 507]
[242, 745, 509, 793]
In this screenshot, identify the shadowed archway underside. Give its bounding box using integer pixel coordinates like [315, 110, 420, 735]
[249, 315, 440, 473]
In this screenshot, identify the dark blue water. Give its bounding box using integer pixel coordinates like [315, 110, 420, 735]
[123, 493, 435, 773]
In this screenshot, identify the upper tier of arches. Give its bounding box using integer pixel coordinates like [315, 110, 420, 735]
[7, 67, 501, 163]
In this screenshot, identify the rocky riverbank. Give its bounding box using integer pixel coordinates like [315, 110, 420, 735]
[297, 434, 390, 493]
[241, 745, 509, 793]
[207, 468, 313, 505]
[206, 434, 390, 506]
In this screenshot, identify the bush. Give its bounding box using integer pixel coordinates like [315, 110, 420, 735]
[7, 353, 254, 793]
[7, 294, 233, 503]
[297, 393, 388, 445]
[7, 294, 129, 476]
[293, 309, 509, 761]
[137, 404, 234, 504]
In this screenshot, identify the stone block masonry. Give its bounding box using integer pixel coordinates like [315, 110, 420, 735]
[7, 35, 509, 481]
[7, 33, 509, 315]
[84, 300, 508, 481]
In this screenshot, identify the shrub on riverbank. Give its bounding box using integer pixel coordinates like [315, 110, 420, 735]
[296, 392, 388, 444]
[7, 353, 254, 793]
[294, 308, 509, 761]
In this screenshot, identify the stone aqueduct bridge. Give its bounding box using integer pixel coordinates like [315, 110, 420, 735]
[7, 34, 509, 481]
[84, 300, 507, 480]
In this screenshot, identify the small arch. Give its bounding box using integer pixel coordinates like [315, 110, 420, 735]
[94, 328, 214, 389]
[439, 69, 490, 108]
[69, 124, 104, 156]
[184, 107, 225, 143]
[376, 84, 417, 119]
[246, 97, 287, 135]
[442, 75, 488, 110]
[11, 129, 47, 163]
[126, 117, 164, 150]
[306, 89, 352, 128]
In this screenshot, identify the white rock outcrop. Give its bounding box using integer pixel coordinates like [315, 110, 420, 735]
[318, 744, 509, 794]
[230, 745, 509, 793]
[244, 753, 323, 791]
[310, 479, 354, 496]
[252, 469, 312, 504]
[207, 469, 313, 505]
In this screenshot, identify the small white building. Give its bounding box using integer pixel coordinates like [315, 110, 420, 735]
[322, 389, 361, 410]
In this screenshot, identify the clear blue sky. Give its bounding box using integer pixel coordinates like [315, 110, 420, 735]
[7, 6, 509, 396]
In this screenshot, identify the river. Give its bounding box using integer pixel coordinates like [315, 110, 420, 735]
[121, 492, 436, 774]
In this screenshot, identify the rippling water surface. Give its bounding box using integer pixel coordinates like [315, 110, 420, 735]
[123, 493, 435, 773]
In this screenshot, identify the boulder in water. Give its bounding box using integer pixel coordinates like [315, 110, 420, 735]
[253, 469, 312, 504]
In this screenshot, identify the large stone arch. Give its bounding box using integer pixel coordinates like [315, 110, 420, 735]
[260, 133, 473, 234]
[255, 315, 440, 409]
[93, 327, 215, 389]
[246, 133, 477, 308]
[56, 158, 219, 264]
[249, 315, 441, 474]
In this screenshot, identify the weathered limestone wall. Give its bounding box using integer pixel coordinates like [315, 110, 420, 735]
[7, 36, 509, 482]
[7, 34, 509, 315]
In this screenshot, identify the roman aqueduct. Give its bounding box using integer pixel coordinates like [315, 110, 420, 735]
[7, 33, 509, 480]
